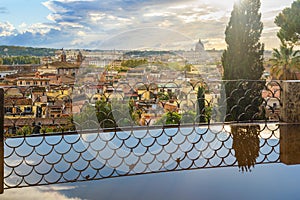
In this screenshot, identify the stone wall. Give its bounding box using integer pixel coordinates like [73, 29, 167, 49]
[280, 125, 300, 165]
[280, 81, 300, 123]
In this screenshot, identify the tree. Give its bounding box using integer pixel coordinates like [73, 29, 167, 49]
[95, 97, 116, 128]
[183, 64, 193, 72]
[110, 98, 141, 127]
[121, 59, 148, 68]
[165, 112, 181, 125]
[181, 111, 196, 124]
[231, 125, 260, 172]
[73, 104, 100, 130]
[197, 86, 206, 123]
[16, 125, 32, 136]
[270, 39, 300, 80]
[2, 56, 40, 65]
[155, 111, 181, 125]
[275, 0, 300, 46]
[222, 0, 265, 121]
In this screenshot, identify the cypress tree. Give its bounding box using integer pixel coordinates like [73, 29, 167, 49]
[222, 0, 265, 121]
[197, 86, 206, 123]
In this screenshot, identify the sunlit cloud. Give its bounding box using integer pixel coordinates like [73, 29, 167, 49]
[0, 0, 296, 49]
[19, 23, 61, 34]
[42, 1, 70, 13]
[0, 22, 16, 37]
[2, 186, 82, 200]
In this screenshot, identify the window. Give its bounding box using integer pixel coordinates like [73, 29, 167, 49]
[24, 107, 32, 113]
[5, 107, 13, 114]
[8, 127, 17, 134]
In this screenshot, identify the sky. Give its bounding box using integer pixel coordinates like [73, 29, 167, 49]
[0, 0, 296, 50]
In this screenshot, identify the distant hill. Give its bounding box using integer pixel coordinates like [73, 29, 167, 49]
[0, 46, 57, 57]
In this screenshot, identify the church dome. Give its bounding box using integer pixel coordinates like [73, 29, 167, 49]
[195, 39, 205, 52]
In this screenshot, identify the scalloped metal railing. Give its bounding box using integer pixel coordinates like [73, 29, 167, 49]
[3, 123, 280, 190]
[0, 80, 284, 192]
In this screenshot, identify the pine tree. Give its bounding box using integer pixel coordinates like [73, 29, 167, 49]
[275, 0, 300, 46]
[222, 0, 265, 122]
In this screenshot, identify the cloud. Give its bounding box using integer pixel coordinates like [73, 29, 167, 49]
[0, 27, 73, 47]
[2, 186, 82, 200]
[0, 0, 294, 49]
[19, 23, 61, 34]
[0, 7, 8, 14]
[95, 27, 193, 50]
[0, 22, 16, 37]
[37, 0, 233, 49]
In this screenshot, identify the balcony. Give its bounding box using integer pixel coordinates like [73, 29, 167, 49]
[0, 80, 300, 199]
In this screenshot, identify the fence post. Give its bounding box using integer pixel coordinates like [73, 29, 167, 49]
[0, 88, 4, 194]
[280, 81, 300, 123]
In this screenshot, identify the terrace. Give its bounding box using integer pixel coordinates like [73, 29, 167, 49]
[0, 79, 299, 199]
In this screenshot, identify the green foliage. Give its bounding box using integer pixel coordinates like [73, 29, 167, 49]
[225, 81, 265, 121]
[270, 40, 300, 80]
[73, 104, 100, 129]
[272, 1, 300, 80]
[41, 127, 54, 134]
[0, 45, 56, 56]
[121, 59, 148, 68]
[128, 99, 143, 124]
[222, 0, 264, 80]
[197, 86, 206, 123]
[95, 98, 116, 128]
[73, 98, 143, 129]
[110, 98, 138, 127]
[184, 64, 193, 72]
[16, 125, 32, 136]
[205, 106, 212, 122]
[166, 62, 182, 71]
[275, 0, 300, 45]
[158, 92, 169, 101]
[155, 111, 181, 125]
[222, 0, 265, 121]
[2, 56, 40, 65]
[157, 92, 176, 101]
[114, 66, 130, 73]
[181, 111, 196, 124]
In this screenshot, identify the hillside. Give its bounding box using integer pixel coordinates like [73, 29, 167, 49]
[0, 46, 57, 57]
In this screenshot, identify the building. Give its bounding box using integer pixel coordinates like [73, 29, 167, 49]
[0, 70, 18, 79]
[181, 39, 210, 64]
[16, 72, 50, 87]
[4, 97, 34, 117]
